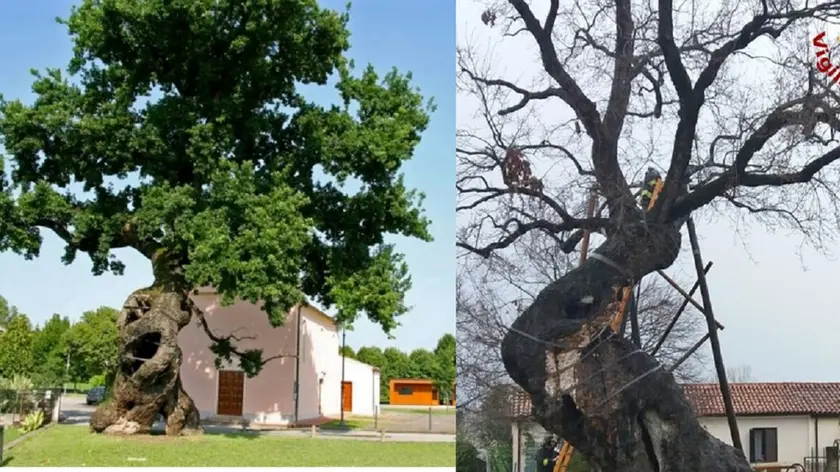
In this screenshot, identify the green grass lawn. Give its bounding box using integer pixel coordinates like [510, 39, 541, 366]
[321, 418, 368, 430]
[3, 426, 22, 444]
[5, 425, 455, 467]
[61, 382, 93, 393]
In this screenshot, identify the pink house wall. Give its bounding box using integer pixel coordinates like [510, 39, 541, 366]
[179, 290, 341, 425]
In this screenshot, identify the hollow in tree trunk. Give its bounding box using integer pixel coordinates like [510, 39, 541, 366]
[501, 221, 751, 471]
[90, 288, 201, 436]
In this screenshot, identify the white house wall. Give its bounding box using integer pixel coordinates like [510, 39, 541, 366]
[810, 417, 840, 457]
[513, 415, 840, 470]
[342, 357, 380, 416]
[700, 415, 840, 465]
[299, 313, 341, 418]
[180, 296, 340, 425]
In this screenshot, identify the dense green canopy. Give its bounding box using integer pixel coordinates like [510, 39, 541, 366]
[0, 0, 433, 347]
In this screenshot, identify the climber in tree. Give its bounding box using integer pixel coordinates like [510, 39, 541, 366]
[0, 0, 433, 436]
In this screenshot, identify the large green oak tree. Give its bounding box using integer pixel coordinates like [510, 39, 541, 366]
[0, 0, 433, 435]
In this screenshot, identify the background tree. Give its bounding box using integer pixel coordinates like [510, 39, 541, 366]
[456, 436, 486, 472]
[457, 0, 840, 469]
[432, 333, 456, 402]
[0, 0, 432, 436]
[31, 314, 72, 387]
[0, 314, 34, 378]
[725, 365, 754, 383]
[64, 307, 119, 387]
[381, 347, 412, 403]
[408, 348, 438, 379]
[348, 335, 455, 404]
[355, 346, 386, 369]
[0, 295, 20, 330]
[338, 346, 356, 358]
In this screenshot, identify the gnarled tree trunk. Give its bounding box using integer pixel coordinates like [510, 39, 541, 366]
[90, 287, 201, 436]
[501, 221, 751, 471]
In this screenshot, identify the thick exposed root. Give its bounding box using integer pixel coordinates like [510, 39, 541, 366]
[91, 288, 202, 436]
[501, 225, 751, 471]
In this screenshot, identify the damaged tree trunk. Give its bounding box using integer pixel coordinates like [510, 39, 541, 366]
[91, 254, 202, 436]
[90, 288, 201, 436]
[500, 220, 751, 471]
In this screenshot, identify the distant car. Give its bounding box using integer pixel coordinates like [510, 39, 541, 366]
[86, 386, 106, 406]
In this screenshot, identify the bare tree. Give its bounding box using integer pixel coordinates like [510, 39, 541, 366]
[458, 220, 707, 400]
[456, 224, 708, 456]
[456, 270, 512, 414]
[726, 365, 754, 383]
[457, 0, 840, 470]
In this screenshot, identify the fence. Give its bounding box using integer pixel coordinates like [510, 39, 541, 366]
[804, 457, 827, 472]
[0, 388, 61, 426]
[339, 405, 456, 434]
[802, 445, 840, 472]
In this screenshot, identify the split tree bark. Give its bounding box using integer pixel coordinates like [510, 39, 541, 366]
[500, 220, 751, 471]
[90, 288, 201, 436]
[91, 253, 202, 436]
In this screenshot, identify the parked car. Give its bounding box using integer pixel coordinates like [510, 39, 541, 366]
[86, 386, 106, 406]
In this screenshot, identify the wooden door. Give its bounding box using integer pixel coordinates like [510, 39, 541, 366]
[217, 370, 244, 416]
[341, 381, 353, 412]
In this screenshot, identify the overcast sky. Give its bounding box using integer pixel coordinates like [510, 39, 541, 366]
[456, 0, 840, 382]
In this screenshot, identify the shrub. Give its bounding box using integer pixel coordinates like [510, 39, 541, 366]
[456, 437, 485, 472]
[20, 410, 44, 433]
[0, 375, 37, 415]
[89, 374, 107, 388]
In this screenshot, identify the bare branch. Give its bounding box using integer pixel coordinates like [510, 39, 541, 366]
[188, 300, 295, 363]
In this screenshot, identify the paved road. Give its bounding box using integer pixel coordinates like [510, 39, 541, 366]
[54, 395, 454, 442]
[57, 394, 96, 425]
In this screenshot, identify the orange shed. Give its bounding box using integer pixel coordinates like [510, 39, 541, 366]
[388, 379, 456, 406]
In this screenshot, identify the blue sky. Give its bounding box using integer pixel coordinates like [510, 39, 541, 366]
[0, 0, 454, 353]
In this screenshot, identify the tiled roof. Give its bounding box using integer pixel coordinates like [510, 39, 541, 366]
[683, 382, 840, 416]
[506, 388, 532, 418]
[505, 382, 840, 418]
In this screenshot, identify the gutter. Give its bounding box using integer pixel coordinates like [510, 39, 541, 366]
[815, 414, 819, 458]
[293, 304, 302, 424]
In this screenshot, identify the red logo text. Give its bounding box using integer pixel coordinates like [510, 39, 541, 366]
[813, 31, 840, 85]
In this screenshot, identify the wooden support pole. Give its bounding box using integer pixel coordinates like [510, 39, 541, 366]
[651, 262, 713, 356]
[579, 189, 598, 265]
[656, 269, 724, 331]
[656, 270, 704, 313]
[628, 288, 641, 348]
[687, 218, 742, 452]
[668, 333, 710, 372]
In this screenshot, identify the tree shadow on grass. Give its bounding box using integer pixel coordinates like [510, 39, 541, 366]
[145, 422, 260, 440]
[200, 429, 261, 440]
